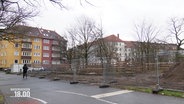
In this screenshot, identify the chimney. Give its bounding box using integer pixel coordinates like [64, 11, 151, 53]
[117, 34, 119, 38]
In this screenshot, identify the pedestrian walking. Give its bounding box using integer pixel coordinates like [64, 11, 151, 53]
[23, 64, 28, 79]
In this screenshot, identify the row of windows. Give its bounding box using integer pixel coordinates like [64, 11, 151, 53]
[43, 46, 49, 50]
[22, 38, 31, 42]
[109, 42, 124, 46]
[19, 38, 51, 43]
[22, 52, 31, 56]
[22, 43, 32, 49]
[43, 53, 49, 57]
[14, 51, 41, 56]
[0, 52, 7, 56]
[0, 44, 8, 48]
[14, 60, 41, 64]
[14, 52, 59, 57]
[1, 59, 60, 65]
[15, 44, 49, 50]
[53, 40, 59, 45]
[52, 53, 60, 57]
[34, 45, 41, 49]
[43, 60, 49, 64]
[14, 52, 50, 57]
[0, 60, 6, 64]
[43, 39, 49, 44]
[21, 38, 41, 42]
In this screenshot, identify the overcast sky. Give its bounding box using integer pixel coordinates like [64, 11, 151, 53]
[28, 0, 184, 42]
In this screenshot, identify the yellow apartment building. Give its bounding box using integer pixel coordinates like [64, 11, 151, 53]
[0, 25, 67, 70]
[0, 36, 42, 69]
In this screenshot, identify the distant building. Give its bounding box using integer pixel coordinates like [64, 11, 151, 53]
[68, 34, 178, 65]
[0, 26, 67, 69]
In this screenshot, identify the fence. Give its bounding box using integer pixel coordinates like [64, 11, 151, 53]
[28, 51, 184, 90]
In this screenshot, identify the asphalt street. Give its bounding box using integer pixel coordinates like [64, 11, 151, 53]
[0, 72, 183, 104]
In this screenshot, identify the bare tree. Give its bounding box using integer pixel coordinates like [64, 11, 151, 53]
[169, 17, 184, 61]
[66, 16, 102, 66]
[0, 0, 93, 42]
[169, 18, 184, 50]
[135, 20, 159, 70]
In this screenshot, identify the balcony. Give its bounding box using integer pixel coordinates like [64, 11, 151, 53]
[52, 44, 60, 46]
[22, 38, 32, 43]
[21, 48, 32, 51]
[51, 57, 61, 60]
[21, 56, 31, 59]
[52, 51, 61, 54]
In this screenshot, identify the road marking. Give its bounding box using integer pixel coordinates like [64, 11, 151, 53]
[29, 97, 48, 104]
[56, 90, 89, 97]
[97, 99, 118, 104]
[91, 90, 133, 99]
[56, 90, 117, 104]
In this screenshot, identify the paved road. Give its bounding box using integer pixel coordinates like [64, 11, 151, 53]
[0, 72, 184, 104]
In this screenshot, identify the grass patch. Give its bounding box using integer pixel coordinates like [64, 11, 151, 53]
[0, 95, 4, 104]
[121, 86, 152, 93]
[116, 86, 184, 98]
[126, 86, 152, 93]
[159, 90, 184, 98]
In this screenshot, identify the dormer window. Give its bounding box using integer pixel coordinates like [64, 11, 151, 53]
[44, 33, 49, 37]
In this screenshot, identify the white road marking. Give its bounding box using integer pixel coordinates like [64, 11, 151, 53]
[91, 90, 133, 99]
[56, 90, 132, 104]
[56, 90, 89, 97]
[97, 98, 118, 104]
[56, 90, 117, 104]
[29, 97, 48, 104]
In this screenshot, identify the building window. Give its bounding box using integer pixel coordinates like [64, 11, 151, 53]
[44, 33, 49, 37]
[43, 39, 49, 44]
[53, 40, 58, 45]
[52, 53, 60, 57]
[43, 60, 49, 64]
[14, 51, 19, 56]
[22, 52, 31, 56]
[34, 38, 40, 42]
[34, 45, 41, 50]
[33, 52, 40, 56]
[43, 53, 49, 57]
[15, 43, 19, 48]
[1, 52, 6, 56]
[43, 46, 49, 50]
[2, 60, 6, 64]
[22, 43, 32, 48]
[22, 60, 30, 64]
[33, 60, 40, 64]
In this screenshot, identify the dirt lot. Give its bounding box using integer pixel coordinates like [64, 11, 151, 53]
[28, 63, 184, 91]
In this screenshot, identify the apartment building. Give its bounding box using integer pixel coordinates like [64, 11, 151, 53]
[73, 34, 177, 65]
[71, 34, 126, 65]
[0, 26, 67, 69]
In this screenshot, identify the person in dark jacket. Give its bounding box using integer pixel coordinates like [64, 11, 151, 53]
[23, 64, 28, 79]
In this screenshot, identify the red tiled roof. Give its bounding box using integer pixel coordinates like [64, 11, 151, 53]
[123, 41, 137, 48]
[103, 34, 124, 42]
